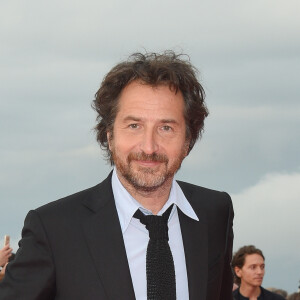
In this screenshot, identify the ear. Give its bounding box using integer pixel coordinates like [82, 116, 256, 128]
[234, 266, 242, 278]
[107, 131, 112, 150]
[183, 140, 191, 157]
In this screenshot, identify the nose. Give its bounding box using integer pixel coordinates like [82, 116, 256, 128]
[140, 127, 159, 154]
[257, 268, 264, 275]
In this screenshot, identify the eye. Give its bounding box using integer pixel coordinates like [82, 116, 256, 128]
[129, 123, 139, 129]
[161, 125, 172, 131]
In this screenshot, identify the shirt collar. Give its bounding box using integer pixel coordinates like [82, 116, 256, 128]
[112, 168, 199, 234]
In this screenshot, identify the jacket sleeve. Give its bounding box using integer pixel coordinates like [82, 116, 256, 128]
[219, 193, 234, 300]
[0, 210, 56, 299]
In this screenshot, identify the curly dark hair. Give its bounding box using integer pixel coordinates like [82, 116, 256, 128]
[92, 51, 209, 165]
[231, 245, 265, 285]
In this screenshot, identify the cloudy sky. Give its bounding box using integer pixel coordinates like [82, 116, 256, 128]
[1, 0, 299, 294]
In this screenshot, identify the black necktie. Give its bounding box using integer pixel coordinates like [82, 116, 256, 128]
[133, 204, 176, 300]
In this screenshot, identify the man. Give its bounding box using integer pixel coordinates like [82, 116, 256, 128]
[0, 51, 234, 299]
[232, 245, 285, 300]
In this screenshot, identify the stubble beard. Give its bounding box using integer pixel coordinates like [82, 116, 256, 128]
[112, 150, 186, 192]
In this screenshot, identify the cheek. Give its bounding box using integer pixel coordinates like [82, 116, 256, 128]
[169, 141, 189, 157]
[112, 135, 136, 156]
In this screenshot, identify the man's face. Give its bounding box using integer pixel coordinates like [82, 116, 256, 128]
[108, 80, 189, 192]
[235, 254, 265, 288]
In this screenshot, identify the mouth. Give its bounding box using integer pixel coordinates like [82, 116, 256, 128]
[128, 152, 168, 166]
[134, 160, 162, 167]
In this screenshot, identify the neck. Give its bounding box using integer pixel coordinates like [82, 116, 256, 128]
[117, 170, 173, 215]
[239, 285, 261, 299]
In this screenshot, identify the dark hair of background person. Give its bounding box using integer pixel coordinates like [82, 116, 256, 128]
[92, 51, 209, 165]
[288, 293, 300, 300]
[231, 245, 265, 285]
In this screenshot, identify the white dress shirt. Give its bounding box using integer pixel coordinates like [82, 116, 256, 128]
[111, 168, 199, 300]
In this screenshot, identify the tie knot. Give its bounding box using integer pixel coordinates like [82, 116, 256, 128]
[142, 215, 168, 240]
[133, 204, 173, 241]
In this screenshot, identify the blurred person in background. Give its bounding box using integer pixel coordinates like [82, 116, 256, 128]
[232, 245, 285, 300]
[0, 244, 12, 267]
[0, 248, 14, 282]
[287, 293, 300, 300]
[267, 288, 288, 299]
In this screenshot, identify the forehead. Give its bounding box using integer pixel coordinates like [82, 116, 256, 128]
[244, 253, 265, 266]
[117, 81, 185, 117]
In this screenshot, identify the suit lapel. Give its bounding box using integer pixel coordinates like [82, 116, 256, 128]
[178, 184, 208, 300]
[80, 175, 209, 300]
[82, 174, 136, 300]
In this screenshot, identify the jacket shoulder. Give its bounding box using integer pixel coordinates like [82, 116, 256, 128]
[35, 172, 113, 217]
[176, 180, 232, 208]
[35, 184, 99, 213]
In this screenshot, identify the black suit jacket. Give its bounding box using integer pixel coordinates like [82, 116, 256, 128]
[0, 173, 234, 300]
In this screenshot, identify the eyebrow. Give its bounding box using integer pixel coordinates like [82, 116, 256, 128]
[160, 119, 178, 124]
[123, 116, 141, 122]
[123, 116, 179, 125]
